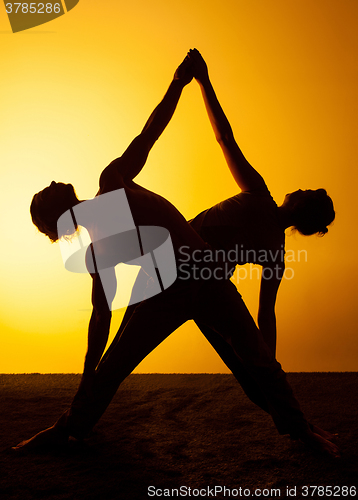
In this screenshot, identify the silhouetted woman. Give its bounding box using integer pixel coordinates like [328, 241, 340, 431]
[185, 48, 335, 434]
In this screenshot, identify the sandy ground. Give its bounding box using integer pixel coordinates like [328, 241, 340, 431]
[0, 373, 357, 499]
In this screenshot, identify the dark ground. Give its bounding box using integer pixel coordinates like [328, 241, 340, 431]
[0, 373, 357, 499]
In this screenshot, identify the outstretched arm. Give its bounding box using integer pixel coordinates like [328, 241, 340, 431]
[105, 56, 193, 183]
[79, 267, 116, 395]
[189, 49, 266, 193]
[258, 265, 284, 355]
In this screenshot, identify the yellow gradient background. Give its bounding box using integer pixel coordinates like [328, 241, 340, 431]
[0, 0, 357, 373]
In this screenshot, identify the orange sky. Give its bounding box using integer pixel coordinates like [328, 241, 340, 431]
[0, 0, 357, 373]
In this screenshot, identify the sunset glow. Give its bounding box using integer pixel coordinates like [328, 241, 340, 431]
[0, 0, 357, 373]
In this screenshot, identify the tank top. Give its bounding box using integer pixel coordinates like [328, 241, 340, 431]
[189, 187, 285, 267]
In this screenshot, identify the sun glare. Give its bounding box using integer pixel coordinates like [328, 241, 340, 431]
[0, 0, 357, 372]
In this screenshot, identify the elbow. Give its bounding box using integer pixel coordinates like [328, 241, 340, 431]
[216, 131, 235, 147]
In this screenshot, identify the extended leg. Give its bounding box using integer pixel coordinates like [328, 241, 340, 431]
[193, 279, 308, 437]
[196, 321, 270, 414]
[193, 279, 340, 455]
[55, 282, 192, 439]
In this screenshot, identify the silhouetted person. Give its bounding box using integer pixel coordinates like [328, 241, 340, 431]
[14, 54, 339, 457]
[185, 48, 336, 429]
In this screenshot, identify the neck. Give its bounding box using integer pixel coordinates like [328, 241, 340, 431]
[277, 205, 293, 231]
[70, 199, 90, 231]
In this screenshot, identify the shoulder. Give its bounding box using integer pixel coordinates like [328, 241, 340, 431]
[228, 184, 273, 210]
[99, 162, 125, 193]
[242, 182, 272, 198]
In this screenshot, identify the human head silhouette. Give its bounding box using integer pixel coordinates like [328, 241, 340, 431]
[30, 181, 80, 242]
[282, 188, 335, 236]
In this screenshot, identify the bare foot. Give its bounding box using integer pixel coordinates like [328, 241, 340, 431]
[310, 424, 338, 443]
[300, 428, 340, 458]
[12, 425, 69, 452]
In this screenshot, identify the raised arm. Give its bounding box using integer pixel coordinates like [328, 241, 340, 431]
[189, 49, 266, 193]
[104, 56, 193, 183]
